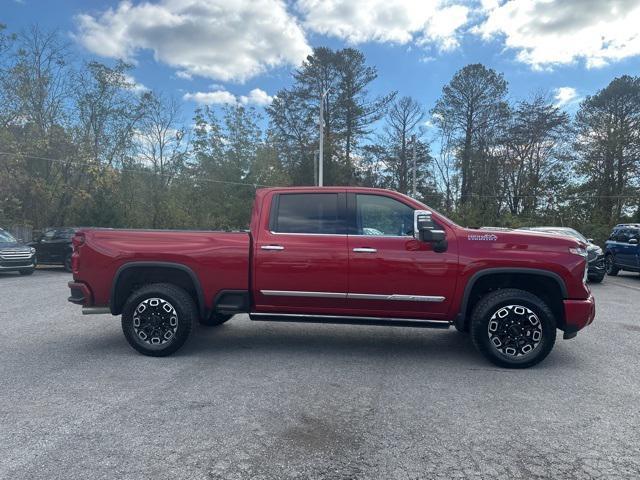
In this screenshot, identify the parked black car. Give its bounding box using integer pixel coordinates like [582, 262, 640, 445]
[0, 228, 37, 275]
[517, 227, 606, 283]
[604, 224, 640, 276]
[29, 227, 78, 272]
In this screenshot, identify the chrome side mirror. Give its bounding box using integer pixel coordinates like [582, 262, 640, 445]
[629, 238, 639, 245]
[413, 210, 447, 251]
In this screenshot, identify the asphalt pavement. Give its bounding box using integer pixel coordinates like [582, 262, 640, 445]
[1, 267, 639, 479]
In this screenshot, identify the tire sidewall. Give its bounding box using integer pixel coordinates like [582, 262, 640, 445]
[471, 291, 556, 368]
[605, 255, 618, 275]
[122, 286, 194, 356]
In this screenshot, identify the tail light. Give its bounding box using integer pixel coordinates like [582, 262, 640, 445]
[71, 233, 85, 274]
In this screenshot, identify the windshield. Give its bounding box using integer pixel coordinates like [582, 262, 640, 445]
[0, 230, 17, 243]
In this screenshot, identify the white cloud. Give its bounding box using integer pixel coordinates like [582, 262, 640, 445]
[123, 74, 149, 94]
[475, 0, 640, 69]
[553, 87, 580, 107]
[75, 0, 311, 83]
[184, 88, 274, 106]
[239, 88, 274, 106]
[297, 0, 469, 51]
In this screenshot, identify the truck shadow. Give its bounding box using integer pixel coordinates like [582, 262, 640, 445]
[178, 319, 575, 370]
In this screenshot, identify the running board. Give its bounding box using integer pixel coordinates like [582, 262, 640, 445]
[249, 313, 450, 329]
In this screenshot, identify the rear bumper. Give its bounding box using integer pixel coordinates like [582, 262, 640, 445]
[563, 294, 596, 334]
[68, 281, 93, 307]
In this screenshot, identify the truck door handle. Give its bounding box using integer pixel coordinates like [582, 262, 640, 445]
[353, 247, 377, 253]
[261, 245, 284, 251]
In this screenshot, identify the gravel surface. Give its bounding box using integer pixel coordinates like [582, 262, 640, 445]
[1, 267, 639, 479]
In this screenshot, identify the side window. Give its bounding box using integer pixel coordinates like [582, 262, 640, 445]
[43, 229, 56, 241]
[630, 229, 640, 242]
[355, 194, 414, 237]
[617, 229, 630, 243]
[273, 193, 341, 234]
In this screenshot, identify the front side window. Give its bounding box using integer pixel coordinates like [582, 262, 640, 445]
[355, 194, 414, 237]
[273, 193, 341, 234]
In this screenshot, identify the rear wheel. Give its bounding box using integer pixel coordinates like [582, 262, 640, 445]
[605, 255, 619, 276]
[121, 283, 196, 357]
[199, 313, 233, 327]
[64, 253, 73, 272]
[471, 289, 556, 369]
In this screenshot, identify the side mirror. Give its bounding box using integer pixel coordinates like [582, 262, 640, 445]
[586, 238, 594, 243]
[629, 238, 639, 245]
[414, 210, 447, 251]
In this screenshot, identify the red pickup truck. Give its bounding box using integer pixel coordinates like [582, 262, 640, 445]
[68, 187, 595, 368]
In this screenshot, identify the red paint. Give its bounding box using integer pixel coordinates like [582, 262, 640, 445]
[69, 186, 595, 335]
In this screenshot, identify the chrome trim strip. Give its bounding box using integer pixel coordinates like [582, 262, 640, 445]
[352, 247, 377, 253]
[251, 312, 450, 324]
[0, 263, 34, 269]
[270, 231, 348, 237]
[261, 290, 347, 299]
[348, 293, 446, 302]
[260, 290, 445, 302]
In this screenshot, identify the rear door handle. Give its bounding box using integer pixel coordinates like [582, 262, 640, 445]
[261, 245, 284, 251]
[353, 247, 377, 253]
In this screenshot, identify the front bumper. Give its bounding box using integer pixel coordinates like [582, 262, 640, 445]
[563, 294, 596, 336]
[0, 259, 35, 270]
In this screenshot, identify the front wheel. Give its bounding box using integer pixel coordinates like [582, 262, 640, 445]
[19, 268, 35, 276]
[605, 255, 619, 276]
[470, 289, 556, 369]
[588, 273, 604, 284]
[122, 283, 196, 357]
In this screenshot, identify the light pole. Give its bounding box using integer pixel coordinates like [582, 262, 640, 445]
[318, 88, 330, 186]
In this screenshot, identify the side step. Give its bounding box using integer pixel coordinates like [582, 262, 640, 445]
[249, 313, 450, 329]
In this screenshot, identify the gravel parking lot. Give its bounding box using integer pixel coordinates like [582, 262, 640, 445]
[1, 268, 639, 479]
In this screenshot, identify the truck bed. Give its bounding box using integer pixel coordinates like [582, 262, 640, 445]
[73, 228, 251, 313]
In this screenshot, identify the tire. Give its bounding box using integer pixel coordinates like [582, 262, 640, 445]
[121, 283, 196, 357]
[64, 253, 73, 273]
[588, 274, 604, 284]
[199, 313, 233, 327]
[470, 288, 557, 369]
[19, 268, 35, 276]
[605, 255, 619, 276]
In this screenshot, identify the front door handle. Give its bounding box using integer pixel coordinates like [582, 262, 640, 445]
[353, 247, 377, 253]
[261, 245, 284, 251]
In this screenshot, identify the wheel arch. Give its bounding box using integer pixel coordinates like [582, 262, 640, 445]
[110, 262, 205, 317]
[455, 268, 568, 332]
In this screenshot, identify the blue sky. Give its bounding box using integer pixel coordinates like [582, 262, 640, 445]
[4, 0, 640, 129]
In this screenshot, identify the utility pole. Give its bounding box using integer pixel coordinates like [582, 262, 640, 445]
[411, 134, 417, 197]
[313, 150, 318, 186]
[318, 88, 330, 187]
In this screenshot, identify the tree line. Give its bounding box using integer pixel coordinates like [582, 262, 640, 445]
[1, 25, 639, 243]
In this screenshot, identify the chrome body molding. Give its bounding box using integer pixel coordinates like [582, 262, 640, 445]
[250, 312, 451, 329]
[259, 290, 445, 302]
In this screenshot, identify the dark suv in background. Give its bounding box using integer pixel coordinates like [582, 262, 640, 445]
[517, 227, 606, 283]
[605, 224, 640, 276]
[0, 228, 36, 275]
[29, 227, 78, 272]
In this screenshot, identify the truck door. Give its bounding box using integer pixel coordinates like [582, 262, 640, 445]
[346, 193, 457, 320]
[253, 191, 349, 315]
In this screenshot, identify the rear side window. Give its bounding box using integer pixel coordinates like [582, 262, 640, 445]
[273, 193, 341, 234]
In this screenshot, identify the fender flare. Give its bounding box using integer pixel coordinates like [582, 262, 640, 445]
[110, 261, 206, 317]
[455, 267, 568, 330]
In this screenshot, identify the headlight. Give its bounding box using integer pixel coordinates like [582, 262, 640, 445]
[569, 246, 587, 257]
[30, 247, 36, 254]
[593, 246, 603, 255]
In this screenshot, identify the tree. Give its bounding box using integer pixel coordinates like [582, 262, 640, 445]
[502, 94, 570, 216]
[574, 75, 640, 225]
[432, 64, 509, 214]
